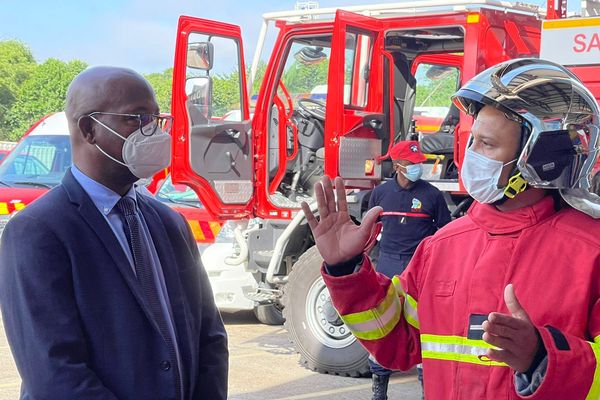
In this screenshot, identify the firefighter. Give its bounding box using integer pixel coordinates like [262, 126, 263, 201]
[367, 140, 451, 400]
[301, 59, 600, 399]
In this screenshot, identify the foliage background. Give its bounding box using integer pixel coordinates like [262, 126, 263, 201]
[0, 40, 175, 142]
[0, 40, 454, 142]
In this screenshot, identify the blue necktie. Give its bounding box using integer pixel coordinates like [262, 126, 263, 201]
[116, 197, 181, 398]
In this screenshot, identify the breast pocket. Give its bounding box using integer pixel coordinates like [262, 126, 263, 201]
[434, 280, 456, 297]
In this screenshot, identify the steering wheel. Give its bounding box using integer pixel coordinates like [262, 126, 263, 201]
[298, 98, 326, 121]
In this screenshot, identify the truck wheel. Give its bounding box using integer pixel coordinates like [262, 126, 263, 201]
[283, 246, 370, 377]
[253, 303, 285, 326]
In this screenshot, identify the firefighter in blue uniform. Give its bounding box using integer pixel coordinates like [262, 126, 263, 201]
[367, 141, 451, 400]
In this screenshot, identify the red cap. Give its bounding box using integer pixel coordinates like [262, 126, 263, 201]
[389, 141, 427, 163]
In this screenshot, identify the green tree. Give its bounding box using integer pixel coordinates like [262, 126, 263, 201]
[212, 69, 242, 117]
[250, 60, 267, 98]
[144, 68, 173, 113]
[0, 40, 36, 139]
[415, 65, 459, 109]
[282, 59, 329, 94]
[6, 58, 87, 141]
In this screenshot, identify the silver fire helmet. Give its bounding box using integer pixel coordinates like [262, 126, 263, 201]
[452, 58, 600, 218]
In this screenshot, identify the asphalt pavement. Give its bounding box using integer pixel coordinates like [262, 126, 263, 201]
[0, 310, 421, 399]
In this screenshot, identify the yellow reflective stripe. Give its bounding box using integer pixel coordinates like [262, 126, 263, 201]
[543, 17, 600, 29]
[586, 342, 600, 400]
[187, 220, 206, 241]
[0, 202, 8, 215]
[422, 351, 507, 367]
[421, 334, 496, 349]
[416, 124, 441, 132]
[14, 202, 25, 211]
[339, 284, 403, 341]
[351, 301, 402, 341]
[421, 334, 507, 367]
[341, 284, 397, 325]
[595, 335, 600, 344]
[209, 221, 222, 237]
[392, 276, 419, 329]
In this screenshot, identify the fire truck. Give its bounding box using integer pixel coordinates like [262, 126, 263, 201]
[170, 0, 600, 376]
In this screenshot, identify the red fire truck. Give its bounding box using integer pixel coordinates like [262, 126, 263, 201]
[173, 0, 599, 376]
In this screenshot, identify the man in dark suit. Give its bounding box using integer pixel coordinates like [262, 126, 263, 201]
[0, 66, 228, 399]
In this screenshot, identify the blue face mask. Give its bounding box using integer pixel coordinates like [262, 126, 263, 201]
[400, 163, 423, 182]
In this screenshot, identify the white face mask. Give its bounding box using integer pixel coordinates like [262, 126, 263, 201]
[461, 147, 516, 204]
[91, 117, 171, 179]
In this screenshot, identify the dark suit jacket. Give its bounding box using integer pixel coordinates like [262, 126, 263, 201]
[0, 169, 228, 400]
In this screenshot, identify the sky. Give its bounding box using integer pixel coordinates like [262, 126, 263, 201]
[0, 0, 391, 74]
[2, 0, 566, 75]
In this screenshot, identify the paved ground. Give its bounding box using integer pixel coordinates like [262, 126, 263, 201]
[0, 311, 421, 399]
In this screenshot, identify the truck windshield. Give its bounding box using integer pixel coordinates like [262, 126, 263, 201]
[156, 175, 203, 207]
[0, 135, 72, 188]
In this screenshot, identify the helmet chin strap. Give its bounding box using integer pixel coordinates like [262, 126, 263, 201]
[493, 123, 532, 205]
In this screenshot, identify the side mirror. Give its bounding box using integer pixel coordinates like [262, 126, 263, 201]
[187, 42, 214, 70]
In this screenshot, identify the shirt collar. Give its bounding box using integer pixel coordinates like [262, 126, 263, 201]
[392, 173, 417, 192]
[468, 195, 557, 234]
[71, 165, 137, 216]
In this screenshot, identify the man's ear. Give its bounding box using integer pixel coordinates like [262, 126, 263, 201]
[78, 116, 96, 144]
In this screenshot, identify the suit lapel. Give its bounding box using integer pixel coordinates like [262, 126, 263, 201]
[61, 170, 165, 338]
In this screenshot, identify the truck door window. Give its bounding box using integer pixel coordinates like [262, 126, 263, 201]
[344, 32, 373, 108]
[185, 33, 243, 122]
[281, 41, 331, 105]
[267, 36, 332, 208]
[414, 63, 460, 134]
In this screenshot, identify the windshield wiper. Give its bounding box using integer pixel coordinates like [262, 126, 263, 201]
[0, 180, 12, 187]
[12, 181, 53, 190]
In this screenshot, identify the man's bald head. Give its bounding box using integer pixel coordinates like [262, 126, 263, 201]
[65, 66, 154, 127]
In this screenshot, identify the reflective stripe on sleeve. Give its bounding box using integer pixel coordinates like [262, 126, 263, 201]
[420, 334, 507, 367]
[339, 284, 402, 340]
[392, 276, 419, 329]
[586, 341, 600, 400]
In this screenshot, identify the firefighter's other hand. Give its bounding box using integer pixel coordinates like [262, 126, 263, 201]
[481, 284, 541, 373]
[300, 176, 382, 265]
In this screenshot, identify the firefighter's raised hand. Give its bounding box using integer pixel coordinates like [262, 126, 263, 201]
[482, 284, 543, 373]
[300, 176, 382, 265]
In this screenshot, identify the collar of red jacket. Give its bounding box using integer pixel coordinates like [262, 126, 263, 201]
[468, 195, 557, 235]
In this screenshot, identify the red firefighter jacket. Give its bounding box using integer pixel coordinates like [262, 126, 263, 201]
[323, 196, 600, 399]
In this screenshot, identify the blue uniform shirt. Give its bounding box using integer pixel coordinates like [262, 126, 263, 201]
[368, 176, 451, 255]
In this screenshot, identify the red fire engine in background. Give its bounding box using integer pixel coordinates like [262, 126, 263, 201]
[169, 0, 600, 376]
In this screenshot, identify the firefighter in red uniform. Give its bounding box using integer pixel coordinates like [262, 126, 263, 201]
[301, 59, 600, 399]
[368, 141, 450, 399]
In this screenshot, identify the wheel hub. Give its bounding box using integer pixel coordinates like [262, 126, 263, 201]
[305, 276, 355, 348]
[322, 298, 343, 326]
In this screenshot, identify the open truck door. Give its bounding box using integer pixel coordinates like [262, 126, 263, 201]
[325, 10, 390, 187]
[171, 16, 253, 219]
